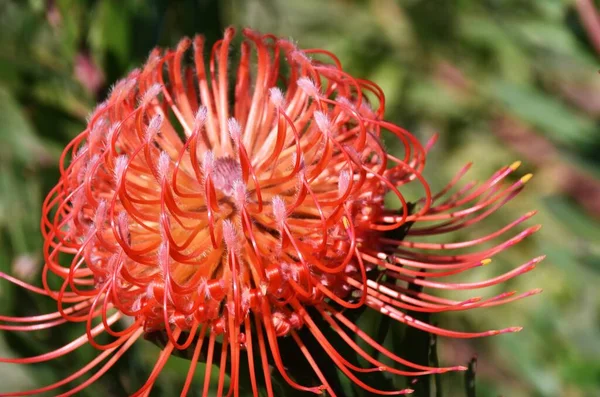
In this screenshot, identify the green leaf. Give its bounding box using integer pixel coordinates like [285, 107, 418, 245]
[487, 81, 596, 149]
[0, 85, 52, 166]
[89, 0, 133, 72]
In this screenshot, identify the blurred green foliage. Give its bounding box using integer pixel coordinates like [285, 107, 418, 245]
[0, 0, 599, 396]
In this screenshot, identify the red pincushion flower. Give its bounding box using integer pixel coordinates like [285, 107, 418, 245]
[0, 28, 542, 396]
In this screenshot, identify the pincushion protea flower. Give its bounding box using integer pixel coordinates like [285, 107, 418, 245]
[0, 27, 542, 396]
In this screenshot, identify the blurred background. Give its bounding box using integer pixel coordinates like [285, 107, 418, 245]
[0, 0, 599, 396]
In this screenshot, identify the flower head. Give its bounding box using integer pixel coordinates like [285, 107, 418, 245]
[0, 28, 541, 396]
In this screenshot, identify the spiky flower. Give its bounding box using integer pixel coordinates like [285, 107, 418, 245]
[0, 28, 542, 396]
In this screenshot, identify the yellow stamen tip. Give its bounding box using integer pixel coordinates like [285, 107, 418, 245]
[520, 173, 533, 184]
[342, 216, 350, 229]
[481, 258, 492, 266]
[509, 160, 522, 171]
